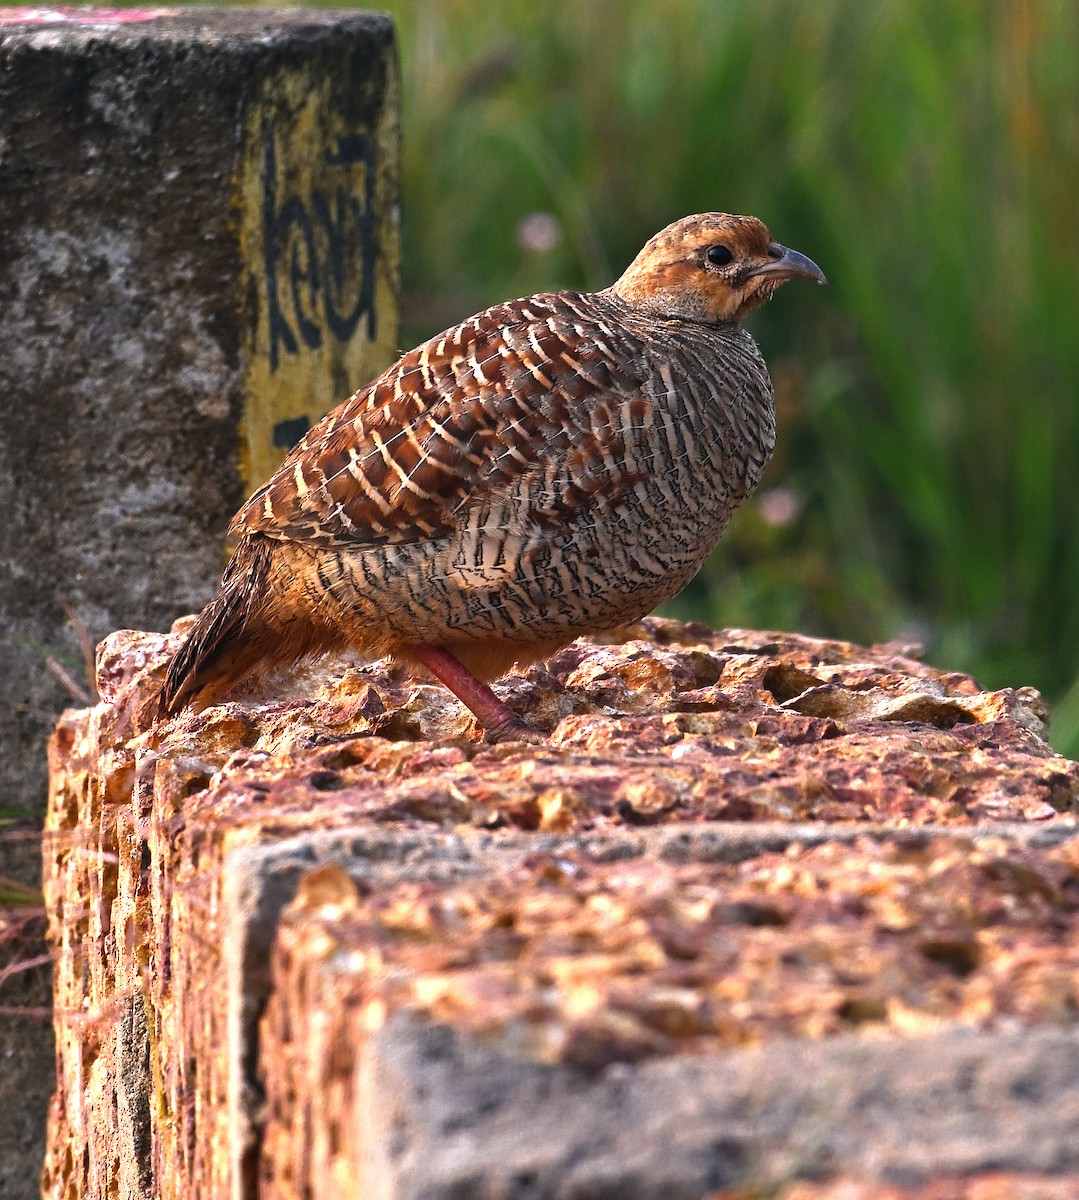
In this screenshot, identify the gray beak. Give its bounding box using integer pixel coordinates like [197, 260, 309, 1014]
[750, 243, 827, 285]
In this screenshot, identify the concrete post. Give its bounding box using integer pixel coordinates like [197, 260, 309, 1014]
[0, 4, 399, 836]
[0, 10, 399, 1196]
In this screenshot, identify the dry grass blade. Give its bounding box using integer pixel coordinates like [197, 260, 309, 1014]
[0, 875, 43, 907]
[61, 601, 99, 703]
[45, 656, 92, 705]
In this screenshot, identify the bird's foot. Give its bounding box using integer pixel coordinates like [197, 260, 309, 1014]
[408, 644, 547, 745]
[482, 715, 548, 745]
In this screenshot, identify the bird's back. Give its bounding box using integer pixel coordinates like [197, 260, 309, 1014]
[231, 289, 776, 649]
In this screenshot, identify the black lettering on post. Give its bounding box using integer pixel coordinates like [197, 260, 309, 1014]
[261, 123, 380, 373]
[262, 126, 297, 372]
[319, 134, 378, 342]
[282, 195, 322, 352]
[272, 415, 312, 449]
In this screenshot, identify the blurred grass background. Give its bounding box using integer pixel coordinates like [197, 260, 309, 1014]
[148, 0, 1079, 755]
[378, 0, 1079, 755]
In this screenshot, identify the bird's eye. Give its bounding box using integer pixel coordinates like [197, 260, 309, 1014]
[706, 244, 734, 266]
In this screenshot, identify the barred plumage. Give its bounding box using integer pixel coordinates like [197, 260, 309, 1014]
[160, 213, 825, 739]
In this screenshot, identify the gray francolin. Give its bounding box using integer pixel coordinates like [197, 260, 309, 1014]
[160, 213, 825, 740]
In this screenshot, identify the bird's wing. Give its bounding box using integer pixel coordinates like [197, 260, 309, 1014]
[232, 295, 651, 549]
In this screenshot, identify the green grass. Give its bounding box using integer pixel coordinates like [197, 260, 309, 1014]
[37, 0, 1079, 755]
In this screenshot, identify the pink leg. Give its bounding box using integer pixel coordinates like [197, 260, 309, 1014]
[408, 645, 544, 743]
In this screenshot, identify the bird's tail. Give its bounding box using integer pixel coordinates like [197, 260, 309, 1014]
[157, 535, 277, 718]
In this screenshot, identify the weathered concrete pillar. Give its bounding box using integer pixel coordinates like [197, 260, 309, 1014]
[0, 8, 399, 1195]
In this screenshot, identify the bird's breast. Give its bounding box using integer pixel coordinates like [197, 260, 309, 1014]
[433, 324, 776, 622]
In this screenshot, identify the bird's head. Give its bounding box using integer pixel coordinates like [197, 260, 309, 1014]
[610, 213, 825, 325]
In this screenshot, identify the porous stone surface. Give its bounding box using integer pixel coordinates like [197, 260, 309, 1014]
[42, 618, 1079, 1198]
[266, 835, 1079, 1073]
[263, 1006, 1079, 1199]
